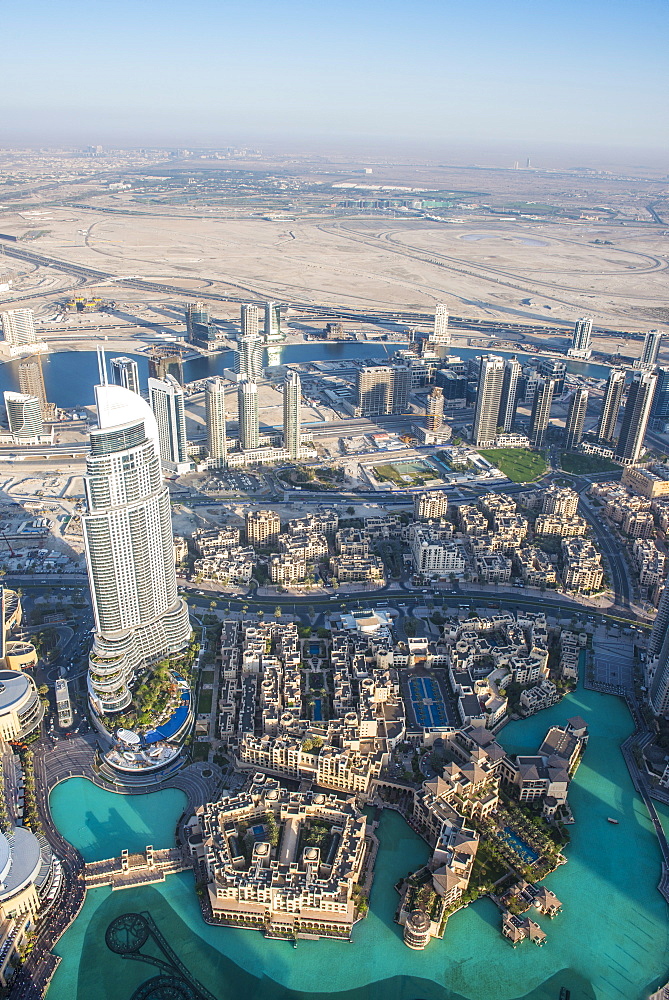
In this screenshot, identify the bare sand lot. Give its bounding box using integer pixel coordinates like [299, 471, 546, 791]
[2, 205, 668, 334]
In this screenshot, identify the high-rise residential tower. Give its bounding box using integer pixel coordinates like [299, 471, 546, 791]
[529, 377, 555, 447]
[238, 333, 263, 381]
[18, 355, 50, 417]
[283, 371, 302, 460]
[640, 329, 662, 369]
[238, 378, 259, 450]
[598, 368, 626, 442]
[148, 347, 183, 385]
[0, 309, 37, 349]
[264, 302, 281, 342]
[355, 365, 411, 416]
[109, 357, 140, 395]
[472, 355, 505, 448]
[241, 303, 259, 339]
[615, 369, 657, 465]
[148, 374, 190, 473]
[563, 388, 589, 450]
[426, 386, 444, 431]
[498, 357, 521, 432]
[429, 304, 450, 346]
[646, 581, 669, 715]
[650, 368, 669, 430]
[185, 302, 209, 342]
[568, 317, 593, 359]
[205, 378, 227, 468]
[3, 393, 43, 440]
[83, 382, 191, 717]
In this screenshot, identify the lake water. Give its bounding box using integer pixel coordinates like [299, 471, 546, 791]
[0, 343, 612, 409]
[46, 681, 669, 1000]
[49, 778, 187, 862]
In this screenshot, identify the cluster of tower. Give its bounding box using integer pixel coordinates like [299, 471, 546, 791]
[0, 310, 53, 442]
[469, 327, 663, 463]
[472, 355, 523, 447]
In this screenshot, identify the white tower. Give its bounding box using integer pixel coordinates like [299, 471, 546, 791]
[283, 371, 302, 460]
[241, 303, 259, 339]
[568, 317, 593, 359]
[148, 375, 190, 473]
[472, 355, 505, 447]
[430, 303, 450, 346]
[238, 378, 259, 450]
[238, 333, 263, 381]
[206, 377, 227, 468]
[83, 383, 191, 717]
[0, 309, 37, 349]
[110, 357, 140, 395]
[640, 330, 662, 369]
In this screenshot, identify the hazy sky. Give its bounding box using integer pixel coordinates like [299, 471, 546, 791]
[3, 0, 668, 153]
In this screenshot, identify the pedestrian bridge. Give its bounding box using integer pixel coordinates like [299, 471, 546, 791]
[84, 846, 190, 890]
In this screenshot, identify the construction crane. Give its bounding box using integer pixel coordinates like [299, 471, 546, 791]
[1, 532, 15, 557]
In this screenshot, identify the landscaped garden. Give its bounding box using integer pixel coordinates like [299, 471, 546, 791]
[478, 448, 548, 483]
[560, 451, 620, 475]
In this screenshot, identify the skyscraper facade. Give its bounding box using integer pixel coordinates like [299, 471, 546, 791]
[186, 302, 210, 342]
[83, 383, 191, 716]
[241, 304, 259, 339]
[355, 365, 411, 416]
[148, 347, 183, 385]
[148, 375, 189, 473]
[598, 368, 625, 442]
[109, 357, 140, 395]
[18, 355, 50, 417]
[615, 370, 657, 464]
[563, 388, 588, 450]
[429, 304, 450, 346]
[568, 317, 593, 359]
[238, 333, 263, 381]
[650, 368, 669, 430]
[498, 357, 521, 432]
[238, 379, 259, 450]
[529, 377, 555, 447]
[640, 329, 662, 368]
[426, 386, 444, 430]
[472, 355, 505, 448]
[206, 378, 227, 468]
[264, 302, 281, 342]
[0, 309, 37, 349]
[283, 371, 302, 460]
[3, 393, 43, 440]
[647, 581, 669, 715]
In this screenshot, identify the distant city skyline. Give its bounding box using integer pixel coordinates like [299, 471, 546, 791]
[2, 0, 667, 155]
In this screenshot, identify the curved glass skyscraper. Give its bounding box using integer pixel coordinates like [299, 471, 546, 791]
[83, 383, 191, 717]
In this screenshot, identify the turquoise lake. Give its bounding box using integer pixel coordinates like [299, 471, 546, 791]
[46, 684, 669, 1000]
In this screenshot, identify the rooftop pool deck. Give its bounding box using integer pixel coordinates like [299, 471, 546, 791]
[46, 683, 669, 1000]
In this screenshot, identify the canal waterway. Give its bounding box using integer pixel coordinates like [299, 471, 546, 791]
[46, 681, 669, 1000]
[0, 344, 613, 410]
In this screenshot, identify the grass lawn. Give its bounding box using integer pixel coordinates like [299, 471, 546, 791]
[479, 448, 548, 483]
[560, 452, 620, 475]
[191, 740, 210, 762]
[197, 689, 213, 714]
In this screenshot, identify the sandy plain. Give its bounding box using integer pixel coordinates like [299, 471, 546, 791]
[2, 206, 669, 338]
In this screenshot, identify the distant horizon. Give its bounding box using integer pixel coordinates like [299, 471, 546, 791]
[3, 0, 667, 168]
[0, 130, 667, 176]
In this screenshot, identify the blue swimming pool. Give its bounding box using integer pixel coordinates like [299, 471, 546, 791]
[313, 698, 323, 721]
[501, 827, 539, 863]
